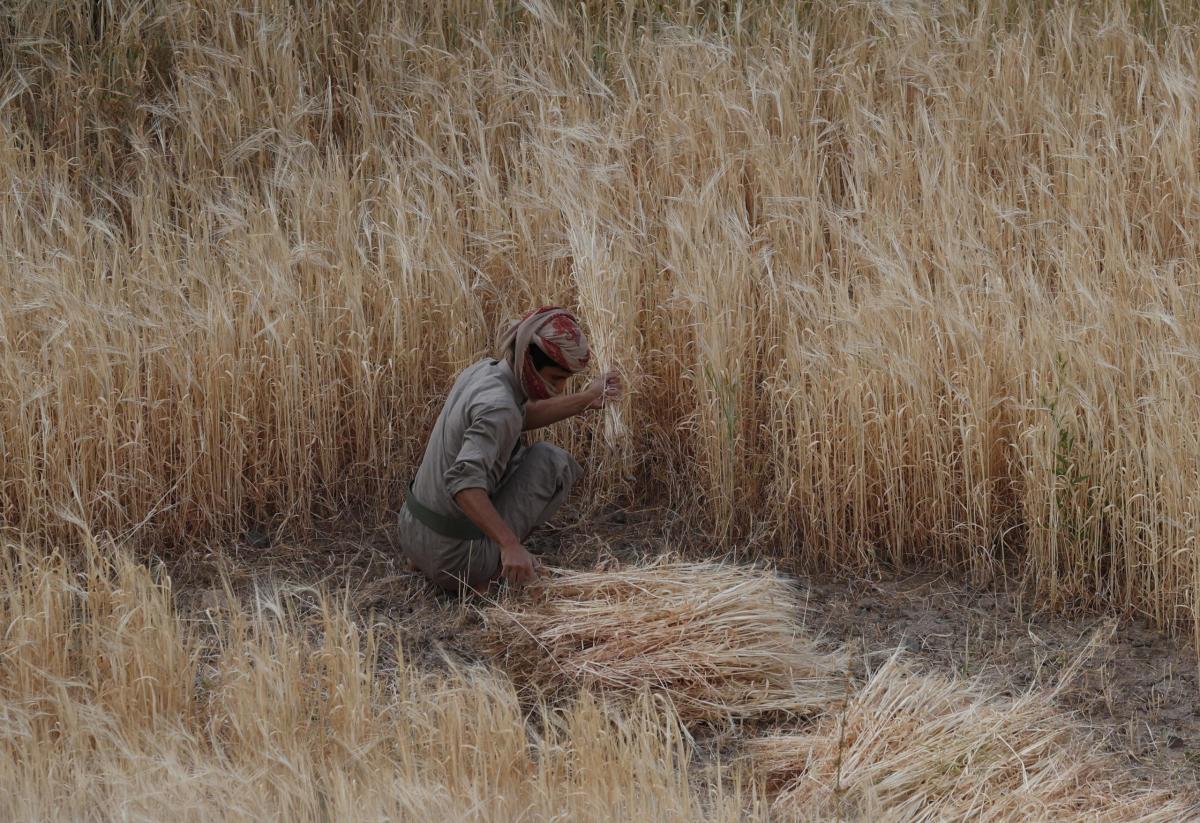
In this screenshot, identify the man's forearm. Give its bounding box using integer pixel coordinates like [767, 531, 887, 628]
[524, 389, 598, 430]
[453, 488, 519, 548]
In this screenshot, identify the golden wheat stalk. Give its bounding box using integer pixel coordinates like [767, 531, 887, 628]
[4, 0, 1200, 640]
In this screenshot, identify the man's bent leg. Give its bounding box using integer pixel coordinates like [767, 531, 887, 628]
[424, 443, 580, 590]
[397, 507, 499, 593]
[428, 539, 501, 592]
[491, 442, 583, 548]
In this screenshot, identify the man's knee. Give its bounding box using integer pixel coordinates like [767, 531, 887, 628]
[527, 442, 583, 489]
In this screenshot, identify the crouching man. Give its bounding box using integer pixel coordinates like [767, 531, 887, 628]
[398, 306, 621, 592]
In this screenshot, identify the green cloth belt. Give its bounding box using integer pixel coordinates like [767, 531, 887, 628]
[404, 481, 486, 541]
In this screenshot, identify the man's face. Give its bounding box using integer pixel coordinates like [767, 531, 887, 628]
[538, 364, 573, 396]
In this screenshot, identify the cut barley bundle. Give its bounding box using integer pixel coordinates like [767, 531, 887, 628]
[747, 655, 1197, 822]
[567, 215, 629, 449]
[481, 561, 845, 725]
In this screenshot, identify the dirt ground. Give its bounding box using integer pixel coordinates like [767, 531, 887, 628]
[802, 573, 1200, 788]
[168, 504, 1200, 795]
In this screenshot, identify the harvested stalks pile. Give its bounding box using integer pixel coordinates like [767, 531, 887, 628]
[747, 656, 1196, 822]
[482, 561, 845, 725]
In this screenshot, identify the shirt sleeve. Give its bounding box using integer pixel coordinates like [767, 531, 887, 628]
[443, 399, 522, 500]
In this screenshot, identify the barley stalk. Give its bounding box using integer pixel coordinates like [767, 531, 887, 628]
[4, 0, 1200, 636]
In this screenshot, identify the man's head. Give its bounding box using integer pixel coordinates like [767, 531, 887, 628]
[499, 307, 590, 400]
[529, 343, 574, 395]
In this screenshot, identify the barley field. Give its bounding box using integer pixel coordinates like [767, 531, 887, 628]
[5, 0, 1200, 630]
[5, 0, 1200, 634]
[4, 0, 1200, 817]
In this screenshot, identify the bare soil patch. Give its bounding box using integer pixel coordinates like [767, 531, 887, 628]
[804, 570, 1200, 788]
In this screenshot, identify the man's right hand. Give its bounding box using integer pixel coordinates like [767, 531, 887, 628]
[499, 542, 540, 585]
[454, 488, 539, 587]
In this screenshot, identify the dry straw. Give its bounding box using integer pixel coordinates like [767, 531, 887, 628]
[4, 542, 1193, 819]
[747, 655, 1197, 822]
[482, 560, 846, 725]
[0, 542, 758, 821]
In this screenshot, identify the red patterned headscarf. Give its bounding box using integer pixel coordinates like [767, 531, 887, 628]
[499, 306, 591, 400]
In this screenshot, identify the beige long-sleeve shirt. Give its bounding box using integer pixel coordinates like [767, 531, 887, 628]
[398, 358, 527, 554]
